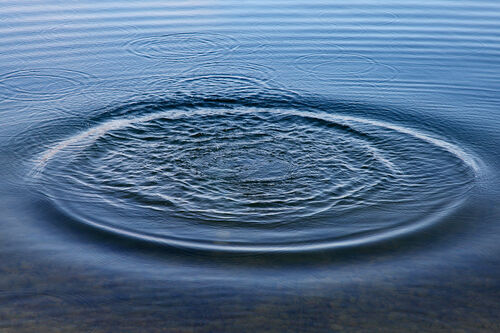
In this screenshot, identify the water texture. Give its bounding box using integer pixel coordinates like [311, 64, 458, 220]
[1, 0, 500, 332]
[31, 100, 477, 252]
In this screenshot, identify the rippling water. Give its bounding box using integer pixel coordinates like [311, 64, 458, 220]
[1, 0, 500, 332]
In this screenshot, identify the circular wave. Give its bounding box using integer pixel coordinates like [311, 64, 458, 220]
[0, 68, 95, 101]
[30, 100, 478, 253]
[148, 74, 299, 103]
[182, 62, 276, 82]
[294, 53, 397, 82]
[125, 32, 238, 60]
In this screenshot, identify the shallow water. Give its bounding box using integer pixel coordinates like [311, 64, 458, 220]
[1, 0, 500, 332]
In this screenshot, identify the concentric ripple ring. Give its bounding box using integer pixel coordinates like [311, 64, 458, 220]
[125, 32, 238, 60]
[0, 69, 95, 101]
[29, 102, 479, 253]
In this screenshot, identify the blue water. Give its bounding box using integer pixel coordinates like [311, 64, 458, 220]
[1, 0, 500, 331]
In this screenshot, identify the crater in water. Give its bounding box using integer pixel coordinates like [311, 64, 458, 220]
[30, 98, 478, 253]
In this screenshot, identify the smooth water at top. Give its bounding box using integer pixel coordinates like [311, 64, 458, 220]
[1, 0, 500, 332]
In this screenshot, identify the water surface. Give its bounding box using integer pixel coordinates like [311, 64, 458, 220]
[1, 0, 500, 331]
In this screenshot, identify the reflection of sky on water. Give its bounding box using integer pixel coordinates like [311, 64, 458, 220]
[1, 0, 500, 331]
